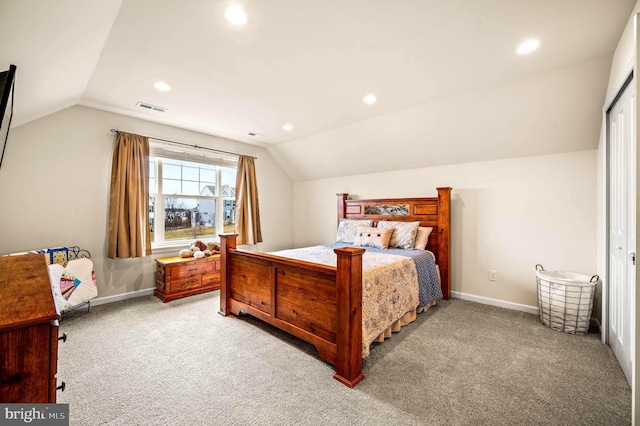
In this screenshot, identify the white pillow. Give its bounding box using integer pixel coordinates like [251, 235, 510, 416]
[353, 226, 393, 249]
[376, 221, 420, 249]
[414, 227, 434, 250]
[336, 219, 374, 243]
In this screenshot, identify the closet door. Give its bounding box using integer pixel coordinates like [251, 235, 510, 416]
[608, 75, 635, 386]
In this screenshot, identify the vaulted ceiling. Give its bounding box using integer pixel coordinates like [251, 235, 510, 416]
[0, 0, 635, 180]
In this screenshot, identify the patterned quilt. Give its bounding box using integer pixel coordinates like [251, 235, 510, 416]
[328, 243, 444, 307]
[270, 245, 427, 357]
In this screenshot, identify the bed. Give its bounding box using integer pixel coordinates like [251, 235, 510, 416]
[219, 187, 451, 387]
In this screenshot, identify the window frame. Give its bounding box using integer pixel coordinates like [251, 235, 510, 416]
[148, 143, 237, 249]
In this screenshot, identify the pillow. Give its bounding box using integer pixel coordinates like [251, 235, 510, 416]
[414, 227, 434, 250]
[48, 258, 98, 312]
[45, 247, 69, 266]
[376, 221, 420, 249]
[336, 219, 374, 243]
[353, 226, 393, 249]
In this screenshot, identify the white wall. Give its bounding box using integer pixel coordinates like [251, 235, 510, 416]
[0, 105, 293, 298]
[293, 150, 597, 309]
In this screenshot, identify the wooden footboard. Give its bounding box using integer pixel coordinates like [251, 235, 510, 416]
[218, 234, 366, 387]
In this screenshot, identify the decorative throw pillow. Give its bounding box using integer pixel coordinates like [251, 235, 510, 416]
[376, 221, 420, 249]
[414, 227, 434, 250]
[336, 219, 374, 243]
[46, 247, 69, 266]
[353, 226, 393, 249]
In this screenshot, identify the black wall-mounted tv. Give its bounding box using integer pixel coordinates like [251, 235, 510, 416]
[0, 64, 16, 170]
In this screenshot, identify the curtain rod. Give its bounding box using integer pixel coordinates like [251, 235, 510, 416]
[109, 129, 257, 159]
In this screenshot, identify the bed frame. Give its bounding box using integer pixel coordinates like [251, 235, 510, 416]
[218, 187, 451, 387]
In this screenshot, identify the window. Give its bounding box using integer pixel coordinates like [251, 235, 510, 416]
[148, 144, 237, 247]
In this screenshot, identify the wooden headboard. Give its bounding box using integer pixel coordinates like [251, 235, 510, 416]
[336, 187, 452, 299]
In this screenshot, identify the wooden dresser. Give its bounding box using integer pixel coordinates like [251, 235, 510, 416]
[0, 254, 61, 403]
[155, 254, 221, 302]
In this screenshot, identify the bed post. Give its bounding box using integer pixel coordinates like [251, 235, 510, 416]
[436, 187, 452, 300]
[218, 233, 237, 316]
[336, 193, 348, 225]
[333, 246, 365, 388]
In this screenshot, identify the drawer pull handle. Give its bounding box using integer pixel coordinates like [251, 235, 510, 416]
[57, 382, 66, 392]
[58, 333, 67, 343]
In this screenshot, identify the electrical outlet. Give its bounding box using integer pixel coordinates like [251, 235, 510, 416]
[489, 270, 497, 282]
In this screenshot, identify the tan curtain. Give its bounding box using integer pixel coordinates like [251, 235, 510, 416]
[107, 132, 151, 258]
[235, 155, 263, 245]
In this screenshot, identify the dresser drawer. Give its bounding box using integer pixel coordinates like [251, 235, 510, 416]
[49, 323, 59, 403]
[170, 276, 201, 292]
[202, 273, 220, 288]
[169, 259, 215, 279]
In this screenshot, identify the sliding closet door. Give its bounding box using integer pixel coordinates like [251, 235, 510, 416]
[608, 75, 635, 386]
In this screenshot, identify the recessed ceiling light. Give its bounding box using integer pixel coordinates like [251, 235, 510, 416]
[282, 124, 293, 131]
[154, 81, 171, 92]
[516, 39, 540, 55]
[225, 4, 247, 25]
[363, 94, 376, 104]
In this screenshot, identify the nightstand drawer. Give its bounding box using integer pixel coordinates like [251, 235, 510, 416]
[170, 276, 201, 292]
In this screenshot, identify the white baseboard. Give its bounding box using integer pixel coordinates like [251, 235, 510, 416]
[91, 288, 155, 307]
[451, 291, 539, 315]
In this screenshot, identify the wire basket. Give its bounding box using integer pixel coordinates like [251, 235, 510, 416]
[535, 264, 599, 335]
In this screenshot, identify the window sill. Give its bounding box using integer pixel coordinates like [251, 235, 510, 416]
[151, 243, 190, 255]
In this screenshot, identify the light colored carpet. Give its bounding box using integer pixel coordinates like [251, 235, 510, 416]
[58, 293, 631, 425]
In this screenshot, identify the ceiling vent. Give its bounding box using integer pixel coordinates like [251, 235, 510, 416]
[248, 132, 264, 138]
[136, 102, 167, 113]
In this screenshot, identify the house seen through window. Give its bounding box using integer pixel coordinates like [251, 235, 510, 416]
[148, 144, 237, 246]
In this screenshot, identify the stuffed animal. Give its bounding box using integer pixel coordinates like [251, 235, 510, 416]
[190, 240, 207, 252]
[206, 241, 221, 254]
[180, 240, 220, 258]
